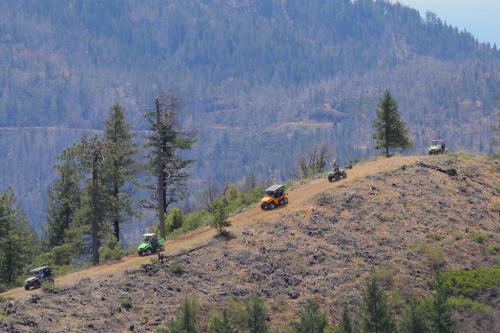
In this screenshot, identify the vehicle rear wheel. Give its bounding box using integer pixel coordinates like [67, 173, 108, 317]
[334, 174, 340, 181]
[269, 202, 276, 209]
[34, 281, 41, 289]
[342, 171, 347, 179]
[282, 198, 288, 205]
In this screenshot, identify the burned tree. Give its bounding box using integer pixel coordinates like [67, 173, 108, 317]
[144, 93, 195, 238]
[297, 144, 330, 177]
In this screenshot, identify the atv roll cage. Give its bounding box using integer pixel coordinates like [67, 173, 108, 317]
[265, 184, 285, 197]
[30, 266, 52, 278]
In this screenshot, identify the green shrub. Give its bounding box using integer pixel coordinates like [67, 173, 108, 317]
[472, 233, 489, 244]
[426, 232, 443, 241]
[488, 244, 500, 255]
[169, 262, 184, 275]
[155, 327, 168, 333]
[417, 243, 445, 271]
[167, 211, 214, 239]
[99, 235, 126, 263]
[41, 280, 56, 292]
[121, 297, 133, 310]
[440, 266, 500, 297]
[0, 310, 10, 322]
[448, 296, 493, 313]
[166, 208, 185, 232]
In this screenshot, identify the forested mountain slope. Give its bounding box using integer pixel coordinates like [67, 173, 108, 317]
[0, 0, 499, 231]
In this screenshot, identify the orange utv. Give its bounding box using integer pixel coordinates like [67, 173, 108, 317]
[260, 184, 288, 210]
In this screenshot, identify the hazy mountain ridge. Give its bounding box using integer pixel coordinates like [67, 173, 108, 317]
[0, 0, 499, 232]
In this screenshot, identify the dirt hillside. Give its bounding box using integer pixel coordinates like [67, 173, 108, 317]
[1, 154, 499, 333]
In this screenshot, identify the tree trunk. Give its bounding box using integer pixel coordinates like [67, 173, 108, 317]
[156, 97, 166, 238]
[113, 181, 119, 241]
[91, 158, 100, 265]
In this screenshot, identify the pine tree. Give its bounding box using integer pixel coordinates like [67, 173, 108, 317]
[208, 309, 236, 333]
[429, 274, 456, 333]
[0, 189, 38, 287]
[373, 90, 412, 157]
[145, 93, 196, 238]
[293, 299, 327, 333]
[210, 200, 231, 235]
[102, 103, 138, 242]
[336, 306, 356, 333]
[166, 208, 185, 233]
[362, 276, 397, 333]
[170, 297, 200, 333]
[399, 296, 429, 333]
[246, 294, 269, 333]
[71, 136, 109, 265]
[46, 151, 81, 248]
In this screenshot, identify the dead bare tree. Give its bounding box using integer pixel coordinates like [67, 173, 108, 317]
[144, 93, 196, 238]
[296, 144, 330, 177]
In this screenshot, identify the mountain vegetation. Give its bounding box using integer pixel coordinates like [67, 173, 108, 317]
[0, 0, 499, 233]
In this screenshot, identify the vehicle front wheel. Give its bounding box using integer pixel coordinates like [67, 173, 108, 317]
[269, 202, 276, 209]
[24, 284, 30, 290]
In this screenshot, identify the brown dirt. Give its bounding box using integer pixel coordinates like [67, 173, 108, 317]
[1, 155, 420, 300]
[1, 155, 498, 333]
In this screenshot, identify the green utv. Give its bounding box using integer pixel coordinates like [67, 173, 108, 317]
[137, 233, 165, 256]
[428, 140, 447, 155]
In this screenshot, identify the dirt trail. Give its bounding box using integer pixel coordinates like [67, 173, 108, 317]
[1, 155, 421, 299]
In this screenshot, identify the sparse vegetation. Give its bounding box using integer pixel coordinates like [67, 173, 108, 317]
[120, 297, 133, 310]
[417, 243, 445, 272]
[448, 296, 493, 313]
[426, 232, 443, 242]
[488, 244, 500, 255]
[40, 280, 56, 292]
[440, 266, 500, 297]
[471, 233, 488, 244]
[169, 297, 200, 333]
[169, 262, 185, 275]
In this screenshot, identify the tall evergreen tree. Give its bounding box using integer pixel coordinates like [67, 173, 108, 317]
[293, 299, 327, 333]
[336, 306, 356, 333]
[102, 103, 138, 242]
[429, 274, 456, 333]
[373, 90, 412, 157]
[46, 151, 81, 248]
[0, 189, 37, 287]
[170, 297, 200, 333]
[399, 296, 429, 333]
[72, 136, 109, 265]
[246, 294, 269, 333]
[208, 309, 236, 333]
[362, 276, 397, 333]
[145, 93, 196, 238]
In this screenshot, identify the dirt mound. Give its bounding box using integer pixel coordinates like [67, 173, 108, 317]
[1, 155, 499, 332]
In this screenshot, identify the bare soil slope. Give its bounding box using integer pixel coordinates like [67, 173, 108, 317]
[1, 155, 499, 333]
